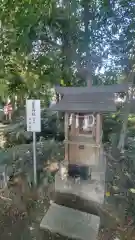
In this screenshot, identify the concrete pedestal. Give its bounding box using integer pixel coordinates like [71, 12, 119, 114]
[55, 150, 106, 205]
[55, 171, 105, 204]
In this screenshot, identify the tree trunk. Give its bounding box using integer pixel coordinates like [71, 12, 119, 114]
[117, 71, 135, 151]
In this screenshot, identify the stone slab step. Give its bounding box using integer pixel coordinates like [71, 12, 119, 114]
[40, 203, 100, 240]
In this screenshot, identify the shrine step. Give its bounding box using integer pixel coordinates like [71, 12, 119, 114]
[40, 203, 100, 240]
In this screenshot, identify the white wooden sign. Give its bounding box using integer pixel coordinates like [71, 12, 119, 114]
[26, 99, 41, 132]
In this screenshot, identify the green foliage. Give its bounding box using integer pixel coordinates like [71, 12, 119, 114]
[127, 127, 135, 138]
[0, 0, 134, 102]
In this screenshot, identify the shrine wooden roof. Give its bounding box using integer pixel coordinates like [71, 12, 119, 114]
[50, 98, 135, 113]
[50, 94, 116, 112]
[49, 83, 133, 113]
[55, 83, 130, 95]
[50, 102, 116, 112]
[63, 93, 114, 102]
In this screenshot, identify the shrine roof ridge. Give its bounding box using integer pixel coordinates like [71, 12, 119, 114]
[55, 83, 130, 95]
[63, 93, 114, 102]
[50, 101, 116, 113]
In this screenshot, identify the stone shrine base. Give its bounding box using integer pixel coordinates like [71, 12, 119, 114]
[40, 203, 100, 240]
[55, 170, 105, 204]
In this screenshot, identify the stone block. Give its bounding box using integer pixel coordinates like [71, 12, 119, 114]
[40, 203, 100, 240]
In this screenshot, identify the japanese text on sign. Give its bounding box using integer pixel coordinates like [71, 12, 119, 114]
[26, 100, 41, 132]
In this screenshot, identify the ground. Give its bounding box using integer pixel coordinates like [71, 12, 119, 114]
[0, 182, 75, 240]
[0, 117, 134, 240]
[0, 120, 65, 240]
[0, 187, 121, 240]
[0, 184, 50, 240]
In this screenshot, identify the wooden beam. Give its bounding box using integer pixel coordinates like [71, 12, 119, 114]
[71, 114, 76, 135]
[96, 114, 101, 144]
[64, 140, 100, 147]
[64, 113, 69, 161]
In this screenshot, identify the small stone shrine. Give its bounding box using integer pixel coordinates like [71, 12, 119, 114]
[40, 80, 129, 240]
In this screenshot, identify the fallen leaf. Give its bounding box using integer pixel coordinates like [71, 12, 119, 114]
[129, 188, 135, 193]
[106, 192, 111, 197]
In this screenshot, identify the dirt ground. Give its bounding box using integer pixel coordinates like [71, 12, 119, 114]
[0, 178, 133, 240]
[0, 190, 112, 240]
[0, 181, 72, 240]
[0, 183, 51, 240]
